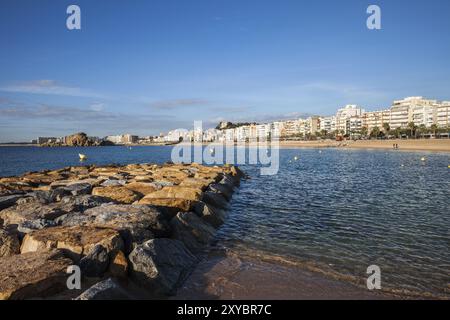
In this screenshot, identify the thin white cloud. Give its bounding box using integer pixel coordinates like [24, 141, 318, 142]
[0, 80, 107, 99]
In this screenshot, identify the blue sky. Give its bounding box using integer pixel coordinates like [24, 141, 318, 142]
[1, 0, 449, 142]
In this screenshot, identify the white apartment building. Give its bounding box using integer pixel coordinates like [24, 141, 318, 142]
[347, 116, 363, 135]
[362, 109, 391, 132]
[283, 120, 300, 137]
[318, 116, 336, 133]
[336, 105, 365, 134]
[390, 96, 438, 129]
[436, 102, 450, 128]
[166, 129, 189, 142]
[256, 123, 271, 140]
[224, 128, 235, 142]
[271, 121, 284, 138]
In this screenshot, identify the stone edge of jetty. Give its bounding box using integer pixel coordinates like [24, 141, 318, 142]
[0, 162, 245, 300]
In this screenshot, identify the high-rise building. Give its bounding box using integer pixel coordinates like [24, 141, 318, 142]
[436, 102, 450, 128]
[336, 105, 365, 134]
[362, 110, 391, 132]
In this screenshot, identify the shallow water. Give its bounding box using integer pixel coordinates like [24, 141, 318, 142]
[1, 146, 449, 297]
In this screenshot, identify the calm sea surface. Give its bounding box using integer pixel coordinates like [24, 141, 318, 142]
[1, 146, 449, 297]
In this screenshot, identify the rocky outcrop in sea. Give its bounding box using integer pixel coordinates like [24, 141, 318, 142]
[0, 162, 244, 299]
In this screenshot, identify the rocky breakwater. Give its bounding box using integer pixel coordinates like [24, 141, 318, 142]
[0, 163, 244, 299]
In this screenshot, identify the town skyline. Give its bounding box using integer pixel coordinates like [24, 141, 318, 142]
[26, 95, 450, 145]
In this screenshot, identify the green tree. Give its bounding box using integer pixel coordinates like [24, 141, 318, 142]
[408, 122, 417, 138]
[370, 126, 380, 138]
[360, 126, 368, 137]
[430, 124, 438, 137]
[382, 122, 390, 135]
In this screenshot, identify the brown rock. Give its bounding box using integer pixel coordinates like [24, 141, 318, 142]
[143, 186, 202, 201]
[92, 186, 142, 204]
[0, 229, 20, 257]
[179, 178, 214, 190]
[108, 250, 128, 277]
[20, 226, 124, 261]
[0, 250, 72, 300]
[124, 182, 157, 196]
[137, 197, 197, 218]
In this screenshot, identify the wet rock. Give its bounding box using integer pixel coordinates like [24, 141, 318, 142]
[20, 225, 124, 262]
[0, 194, 23, 210]
[194, 201, 227, 228]
[170, 212, 216, 254]
[17, 218, 57, 234]
[128, 238, 197, 295]
[208, 183, 233, 201]
[124, 182, 157, 196]
[202, 191, 229, 210]
[92, 186, 142, 204]
[79, 244, 109, 277]
[0, 229, 20, 257]
[75, 278, 131, 300]
[62, 204, 170, 252]
[0, 250, 72, 300]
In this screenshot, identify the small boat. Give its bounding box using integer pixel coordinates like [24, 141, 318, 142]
[79, 153, 87, 161]
[421, 157, 426, 162]
[294, 156, 299, 161]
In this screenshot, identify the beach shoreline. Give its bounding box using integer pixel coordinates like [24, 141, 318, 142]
[277, 139, 450, 152]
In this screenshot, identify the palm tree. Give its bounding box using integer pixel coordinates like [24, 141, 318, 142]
[360, 126, 368, 138]
[418, 124, 427, 138]
[382, 122, 390, 135]
[370, 126, 380, 138]
[430, 124, 438, 137]
[408, 122, 416, 138]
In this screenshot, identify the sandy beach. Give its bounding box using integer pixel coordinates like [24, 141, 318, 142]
[277, 139, 450, 152]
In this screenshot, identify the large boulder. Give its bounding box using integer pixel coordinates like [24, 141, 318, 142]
[0, 199, 75, 228]
[17, 218, 57, 234]
[124, 182, 157, 196]
[194, 201, 228, 228]
[0, 194, 23, 210]
[201, 191, 229, 210]
[20, 225, 124, 262]
[179, 178, 214, 190]
[0, 250, 72, 300]
[142, 186, 202, 201]
[170, 212, 216, 254]
[78, 244, 110, 277]
[208, 183, 233, 201]
[58, 194, 116, 212]
[75, 278, 131, 300]
[0, 229, 20, 257]
[62, 204, 170, 252]
[128, 238, 197, 295]
[137, 197, 198, 218]
[92, 186, 142, 204]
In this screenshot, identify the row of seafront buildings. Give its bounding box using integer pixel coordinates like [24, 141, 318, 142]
[35, 134, 139, 145]
[160, 96, 450, 143]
